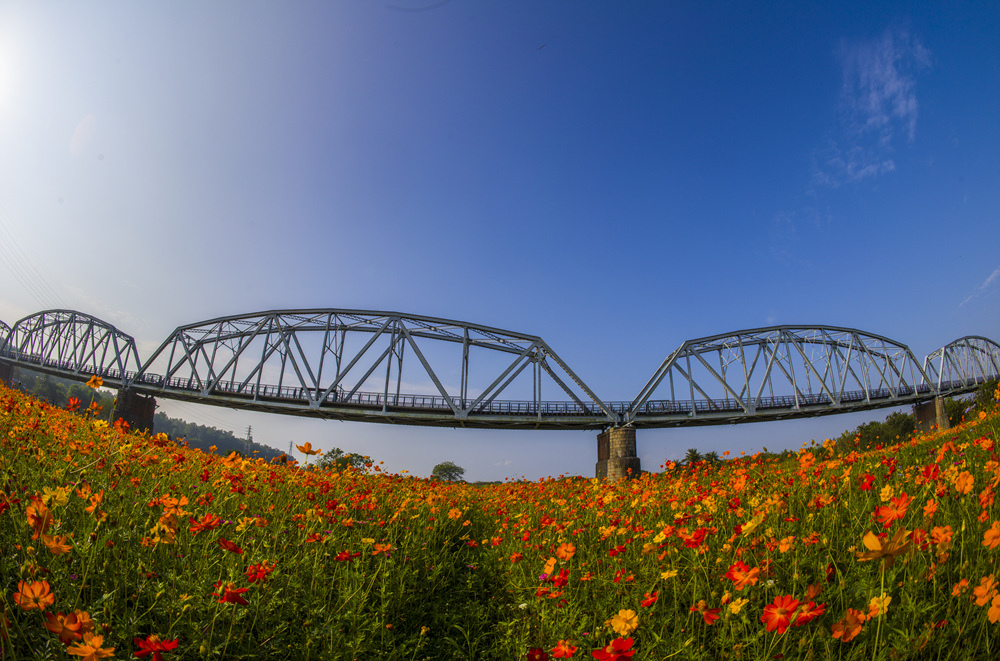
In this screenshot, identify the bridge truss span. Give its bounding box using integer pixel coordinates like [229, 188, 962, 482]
[625, 326, 934, 427]
[0, 310, 142, 386]
[132, 309, 617, 429]
[923, 336, 1000, 393]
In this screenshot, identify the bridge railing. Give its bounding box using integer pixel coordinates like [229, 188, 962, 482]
[1, 349, 990, 420]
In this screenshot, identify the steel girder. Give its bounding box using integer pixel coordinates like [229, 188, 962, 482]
[0, 320, 9, 345]
[923, 336, 1000, 393]
[132, 309, 616, 429]
[0, 310, 141, 386]
[623, 326, 933, 427]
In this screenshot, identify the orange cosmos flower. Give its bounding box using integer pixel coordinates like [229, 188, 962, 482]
[831, 609, 866, 642]
[990, 595, 1000, 624]
[67, 632, 114, 659]
[983, 521, 1000, 550]
[14, 580, 55, 611]
[760, 595, 799, 634]
[42, 534, 72, 555]
[66, 397, 81, 412]
[556, 542, 576, 561]
[955, 471, 974, 495]
[295, 442, 320, 456]
[930, 525, 953, 553]
[724, 561, 760, 591]
[973, 575, 997, 607]
[26, 499, 55, 540]
[44, 611, 85, 644]
[952, 579, 969, 596]
[856, 528, 912, 568]
[188, 512, 222, 536]
[85, 376, 103, 389]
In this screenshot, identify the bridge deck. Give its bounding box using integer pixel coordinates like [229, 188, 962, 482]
[2, 351, 985, 430]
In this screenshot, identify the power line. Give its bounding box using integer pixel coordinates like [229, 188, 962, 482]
[0, 204, 67, 309]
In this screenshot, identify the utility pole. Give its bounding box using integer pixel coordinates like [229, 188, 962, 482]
[244, 425, 252, 457]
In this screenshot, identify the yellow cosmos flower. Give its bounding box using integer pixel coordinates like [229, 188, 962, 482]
[608, 609, 638, 636]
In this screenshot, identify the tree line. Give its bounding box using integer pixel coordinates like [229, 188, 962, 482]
[7, 367, 283, 461]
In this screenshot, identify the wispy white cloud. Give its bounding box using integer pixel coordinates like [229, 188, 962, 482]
[960, 266, 1000, 307]
[813, 26, 930, 188]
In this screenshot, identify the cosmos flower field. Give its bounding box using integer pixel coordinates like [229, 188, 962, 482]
[1, 380, 998, 660]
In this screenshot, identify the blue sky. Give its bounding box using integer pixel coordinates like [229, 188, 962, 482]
[1, 1, 998, 480]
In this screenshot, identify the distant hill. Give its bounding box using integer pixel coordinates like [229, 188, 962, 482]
[6, 366, 284, 461]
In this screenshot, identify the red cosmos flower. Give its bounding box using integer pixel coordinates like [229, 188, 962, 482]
[334, 550, 361, 562]
[859, 474, 875, 491]
[67, 397, 81, 412]
[875, 492, 912, 529]
[245, 561, 277, 584]
[689, 600, 721, 625]
[551, 569, 570, 589]
[552, 640, 578, 658]
[591, 637, 635, 660]
[761, 595, 800, 634]
[725, 561, 760, 591]
[305, 532, 326, 543]
[212, 582, 249, 605]
[793, 601, 825, 627]
[526, 648, 550, 661]
[133, 634, 180, 660]
[188, 513, 222, 536]
[217, 537, 244, 554]
[640, 591, 658, 607]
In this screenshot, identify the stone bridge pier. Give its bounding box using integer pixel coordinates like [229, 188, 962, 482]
[0, 361, 11, 387]
[914, 396, 950, 433]
[596, 426, 641, 480]
[113, 389, 156, 434]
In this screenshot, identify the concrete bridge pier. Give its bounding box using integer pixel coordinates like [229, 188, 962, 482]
[596, 426, 641, 480]
[113, 389, 156, 434]
[914, 396, 949, 433]
[0, 361, 11, 387]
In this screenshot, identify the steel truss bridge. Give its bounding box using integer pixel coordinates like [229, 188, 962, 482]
[1, 309, 998, 431]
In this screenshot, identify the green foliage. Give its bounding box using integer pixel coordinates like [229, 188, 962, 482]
[11, 366, 283, 460]
[431, 460, 465, 482]
[683, 448, 703, 464]
[973, 378, 1000, 413]
[833, 409, 916, 453]
[314, 447, 368, 471]
[153, 413, 283, 461]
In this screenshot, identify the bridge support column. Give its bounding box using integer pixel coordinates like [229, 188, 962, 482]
[914, 397, 949, 433]
[596, 426, 641, 481]
[0, 362, 11, 387]
[113, 389, 156, 434]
